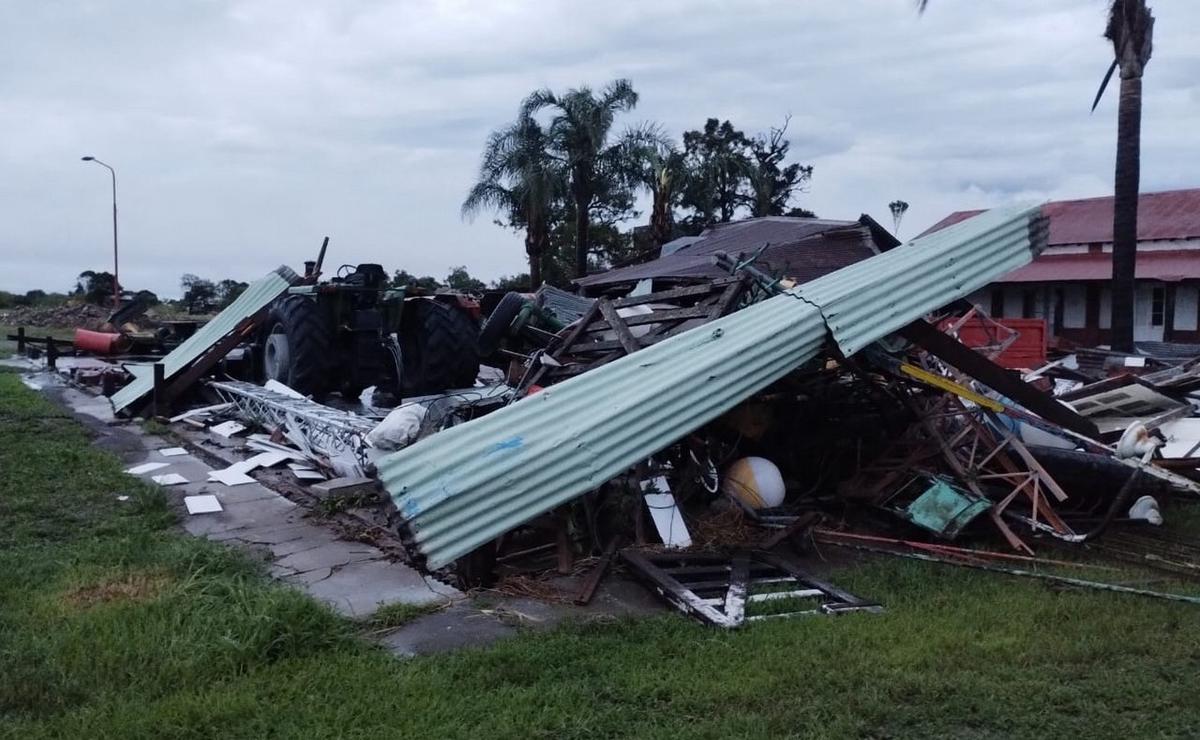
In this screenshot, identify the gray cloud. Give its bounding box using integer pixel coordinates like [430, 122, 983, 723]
[2, 0, 1198, 297]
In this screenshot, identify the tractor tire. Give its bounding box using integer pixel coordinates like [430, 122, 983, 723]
[478, 291, 527, 357]
[261, 295, 333, 397]
[401, 299, 480, 396]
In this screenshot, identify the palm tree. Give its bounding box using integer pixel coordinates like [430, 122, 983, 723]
[462, 115, 563, 287]
[889, 200, 910, 235]
[620, 124, 683, 248]
[918, 1, 1155, 351]
[521, 79, 639, 278]
[1101, 0, 1154, 351]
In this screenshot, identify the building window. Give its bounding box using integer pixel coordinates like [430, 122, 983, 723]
[991, 289, 1004, 318]
[1151, 286, 1165, 327]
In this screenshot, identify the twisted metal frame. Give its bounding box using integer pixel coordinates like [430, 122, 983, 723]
[208, 380, 376, 466]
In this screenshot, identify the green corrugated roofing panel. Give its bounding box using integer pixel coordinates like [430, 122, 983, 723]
[111, 266, 299, 414]
[379, 204, 1047, 568]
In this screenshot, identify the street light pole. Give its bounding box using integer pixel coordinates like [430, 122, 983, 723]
[81, 156, 120, 308]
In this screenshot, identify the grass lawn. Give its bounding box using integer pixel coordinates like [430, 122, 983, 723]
[3, 368, 1200, 738]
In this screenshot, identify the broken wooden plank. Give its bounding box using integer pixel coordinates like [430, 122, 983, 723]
[596, 299, 641, 356]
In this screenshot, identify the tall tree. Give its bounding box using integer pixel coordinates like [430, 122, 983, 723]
[745, 116, 813, 218]
[463, 114, 563, 287]
[445, 266, 486, 294]
[620, 124, 683, 248]
[679, 119, 752, 229]
[180, 274, 217, 313]
[1102, 0, 1154, 352]
[916, 0, 1155, 351]
[522, 78, 640, 278]
[215, 279, 248, 308]
[73, 270, 119, 305]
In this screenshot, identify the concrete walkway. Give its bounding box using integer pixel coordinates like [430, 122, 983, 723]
[46, 375, 460, 619]
[13, 358, 664, 656]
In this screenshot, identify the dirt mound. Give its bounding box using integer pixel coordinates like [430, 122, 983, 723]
[0, 302, 111, 330]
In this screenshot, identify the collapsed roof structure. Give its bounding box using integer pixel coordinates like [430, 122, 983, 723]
[380, 205, 1049, 568]
[574, 215, 900, 293]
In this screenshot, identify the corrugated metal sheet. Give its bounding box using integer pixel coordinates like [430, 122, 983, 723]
[379, 204, 1045, 568]
[919, 188, 1200, 245]
[111, 266, 298, 413]
[535, 284, 595, 324]
[798, 205, 1048, 355]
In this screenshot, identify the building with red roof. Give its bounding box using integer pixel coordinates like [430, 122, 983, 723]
[921, 188, 1200, 345]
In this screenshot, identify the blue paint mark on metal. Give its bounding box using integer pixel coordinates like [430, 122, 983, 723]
[485, 436, 524, 456]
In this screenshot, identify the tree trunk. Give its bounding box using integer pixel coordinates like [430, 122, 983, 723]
[1110, 75, 1142, 353]
[573, 183, 590, 279]
[651, 190, 673, 247]
[525, 227, 542, 288]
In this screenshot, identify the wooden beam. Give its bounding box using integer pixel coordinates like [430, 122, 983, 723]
[596, 299, 641, 356]
[899, 319, 1101, 440]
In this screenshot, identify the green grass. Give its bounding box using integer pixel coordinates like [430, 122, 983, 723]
[0, 325, 73, 358]
[3, 373, 1200, 738]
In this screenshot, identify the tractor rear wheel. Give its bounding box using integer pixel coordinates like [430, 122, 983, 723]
[401, 299, 480, 396]
[262, 295, 333, 397]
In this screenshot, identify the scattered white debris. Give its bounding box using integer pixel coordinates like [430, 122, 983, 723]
[244, 451, 291, 470]
[293, 469, 326, 481]
[313, 476, 375, 496]
[169, 402, 233, 423]
[116, 495, 130, 502]
[210, 420, 247, 438]
[20, 376, 43, 391]
[287, 462, 313, 471]
[184, 494, 223, 514]
[125, 462, 170, 475]
[246, 436, 311, 461]
[151, 473, 189, 486]
[157, 447, 188, 457]
[207, 468, 256, 487]
[366, 404, 426, 451]
[643, 477, 691, 548]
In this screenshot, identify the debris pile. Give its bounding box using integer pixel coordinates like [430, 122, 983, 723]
[14, 205, 1200, 628]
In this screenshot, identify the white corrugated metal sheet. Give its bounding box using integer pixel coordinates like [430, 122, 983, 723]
[379, 205, 1046, 568]
[111, 266, 298, 414]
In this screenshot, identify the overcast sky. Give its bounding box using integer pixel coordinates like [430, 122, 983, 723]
[3, 0, 1198, 298]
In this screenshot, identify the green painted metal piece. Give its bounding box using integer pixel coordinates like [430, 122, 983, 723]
[894, 476, 992, 539]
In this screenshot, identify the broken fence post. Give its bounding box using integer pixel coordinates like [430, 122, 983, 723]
[45, 336, 57, 369]
[152, 362, 166, 418]
[16, 327, 25, 355]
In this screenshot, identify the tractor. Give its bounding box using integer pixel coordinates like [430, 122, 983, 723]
[257, 242, 480, 401]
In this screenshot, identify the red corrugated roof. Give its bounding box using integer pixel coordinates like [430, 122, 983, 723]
[999, 250, 1200, 283]
[920, 188, 1200, 245]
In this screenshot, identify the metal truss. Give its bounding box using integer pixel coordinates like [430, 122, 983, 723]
[208, 380, 376, 467]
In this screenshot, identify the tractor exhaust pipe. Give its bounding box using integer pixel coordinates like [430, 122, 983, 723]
[306, 236, 330, 282]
